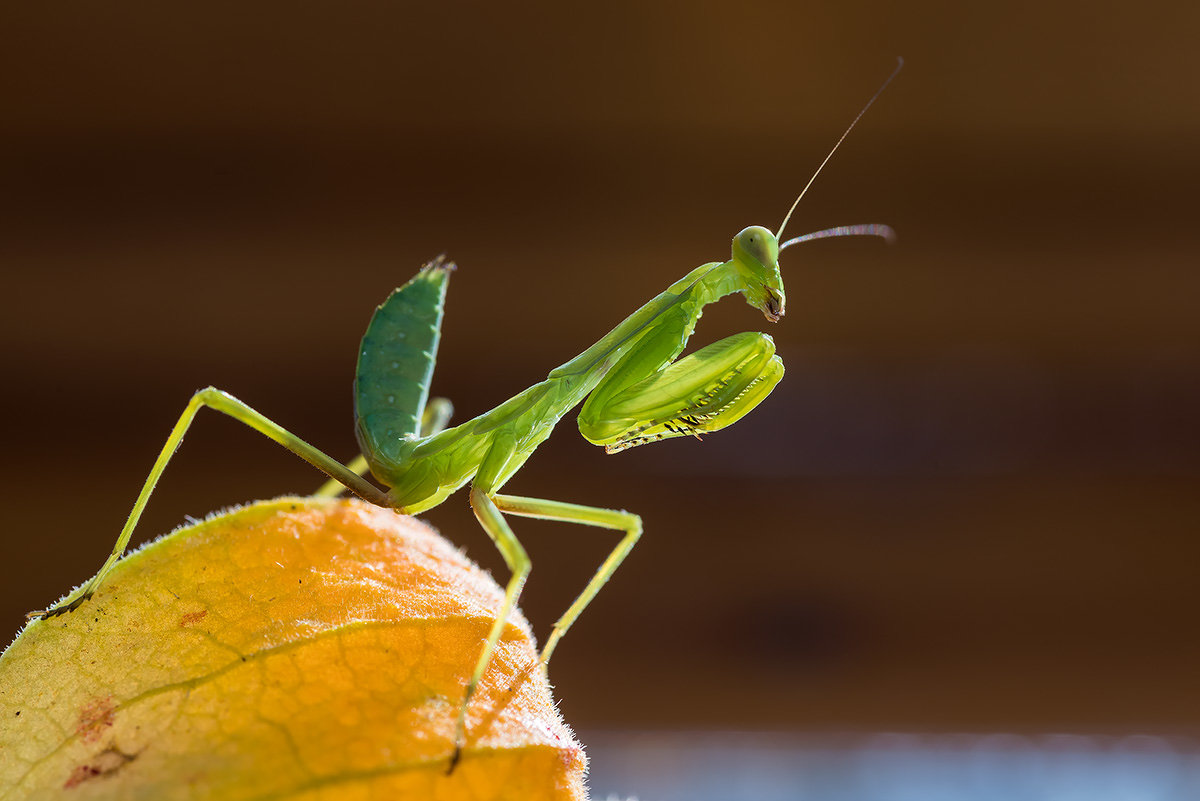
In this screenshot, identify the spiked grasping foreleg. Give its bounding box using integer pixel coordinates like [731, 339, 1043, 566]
[579, 331, 784, 453]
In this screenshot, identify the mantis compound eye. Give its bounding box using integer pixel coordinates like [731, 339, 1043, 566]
[733, 225, 778, 268]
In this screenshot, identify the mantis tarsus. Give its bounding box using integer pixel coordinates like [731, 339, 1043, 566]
[30, 58, 902, 769]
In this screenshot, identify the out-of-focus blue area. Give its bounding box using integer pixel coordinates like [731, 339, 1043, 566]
[585, 732, 1200, 801]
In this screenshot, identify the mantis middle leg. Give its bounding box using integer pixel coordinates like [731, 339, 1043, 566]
[29, 386, 390, 619]
[452, 443, 641, 765]
[492, 493, 642, 665]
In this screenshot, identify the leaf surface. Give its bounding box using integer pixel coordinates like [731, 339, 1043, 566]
[0, 498, 587, 800]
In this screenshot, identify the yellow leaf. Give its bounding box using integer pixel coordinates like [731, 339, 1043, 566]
[0, 497, 588, 800]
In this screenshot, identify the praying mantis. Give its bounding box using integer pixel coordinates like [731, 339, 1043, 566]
[29, 59, 902, 768]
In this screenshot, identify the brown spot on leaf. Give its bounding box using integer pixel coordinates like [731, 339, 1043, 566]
[63, 747, 135, 789]
[179, 610, 208, 627]
[75, 696, 116, 744]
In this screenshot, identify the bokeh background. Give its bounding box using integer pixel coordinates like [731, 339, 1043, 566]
[3, 1, 1199, 794]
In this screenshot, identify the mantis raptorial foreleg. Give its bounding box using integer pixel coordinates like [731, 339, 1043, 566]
[581, 331, 785, 452]
[29, 387, 389, 619]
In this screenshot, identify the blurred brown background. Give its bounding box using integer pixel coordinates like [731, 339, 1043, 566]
[2, 1, 1198, 739]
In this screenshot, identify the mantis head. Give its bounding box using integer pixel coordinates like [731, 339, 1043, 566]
[731, 221, 898, 325]
[729, 57, 901, 326]
[731, 225, 785, 323]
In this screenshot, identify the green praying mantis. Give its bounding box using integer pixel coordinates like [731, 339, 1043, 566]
[29, 59, 902, 768]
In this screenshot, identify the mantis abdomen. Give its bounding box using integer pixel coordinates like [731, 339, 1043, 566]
[355, 259, 452, 469]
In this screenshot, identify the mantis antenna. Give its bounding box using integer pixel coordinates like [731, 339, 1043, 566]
[776, 56, 904, 244]
[780, 223, 895, 250]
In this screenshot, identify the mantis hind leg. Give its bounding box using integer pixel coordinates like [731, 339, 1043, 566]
[313, 396, 454, 498]
[28, 386, 390, 620]
[313, 454, 371, 498]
